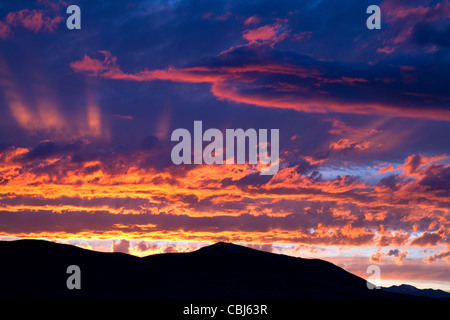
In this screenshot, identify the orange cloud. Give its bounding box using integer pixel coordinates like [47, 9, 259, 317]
[410, 232, 444, 247]
[377, 164, 396, 174]
[424, 250, 450, 264]
[329, 138, 371, 151]
[401, 154, 448, 176]
[0, 140, 448, 253]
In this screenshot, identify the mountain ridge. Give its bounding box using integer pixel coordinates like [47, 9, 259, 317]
[382, 284, 450, 299]
[0, 239, 443, 300]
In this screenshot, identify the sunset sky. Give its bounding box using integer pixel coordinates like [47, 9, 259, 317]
[0, 0, 449, 291]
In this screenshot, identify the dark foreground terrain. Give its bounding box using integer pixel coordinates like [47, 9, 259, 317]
[0, 240, 446, 300]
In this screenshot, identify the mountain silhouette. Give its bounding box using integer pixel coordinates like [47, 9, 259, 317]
[0, 239, 432, 300]
[382, 284, 450, 299]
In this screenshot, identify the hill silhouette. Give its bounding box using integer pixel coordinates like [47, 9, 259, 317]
[383, 284, 450, 299]
[0, 239, 424, 300]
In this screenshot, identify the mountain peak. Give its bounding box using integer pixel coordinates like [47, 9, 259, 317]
[197, 241, 244, 253]
[193, 242, 277, 258]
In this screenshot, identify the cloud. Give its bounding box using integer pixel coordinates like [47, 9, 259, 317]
[412, 21, 450, 48]
[70, 51, 121, 77]
[329, 138, 371, 151]
[0, 21, 12, 39]
[388, 249, 408, 265]
[378, 0, 450, 54]
[375, 229, 410, 247]
[0, 141, 447, 244]
[425, 250, 450, 264]
[18, 140, 84, 161]
[113, 114, 134, 120]
[0, 137, 448, 267]
[242, 20, 290, 44]
[403, 154, 425, 175]
[245, 243, 273, 253]
[70, 48, 450, 121]
[394, 154, 450, 197]
[379, 1, 450, 54]
[243, 15, 261, 26]
[112, 239, 130, 254]
[410, 232, 444, 247]
[164, 245, 176, 253]
[5, 8, 64, 34]
[136, 241, 158, 253]
[377, 164, 396, 175]
[369, 249, 384, 264]
[418, 164, 450, 194]
[0, 1, 66, 39]
[370, 248, 408, 265]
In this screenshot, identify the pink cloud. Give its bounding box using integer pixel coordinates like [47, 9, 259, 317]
[0, 0, 65, 39]
[329, 138, 371, 151]
[410, 232, 443, 247]
[377, 46, 398, 55]
[383, 1, 450, 23]
[112, 239, 130, 254]
[70, 51, 121, 76]
[425, 250, 450, 264]
[242, 20, 290, 44]
[243, 15, 261, 26]
[6, 9, 63, 33]
[216, 11, 232, 21]
[113, 114, 134, 120]
[70, 50, 319, 83]
[369, 249, 384, 264]
[36, 0, 68, 12]
[377, 164, 396, 174]
[375, 230, 410, 247]
[0, 1, 65, 39]
[327, 119, 364, 135]
[0, 21, 11, 39]
[370, 249, 409, 265]
[377, 1, 450, 54]
[292, 31, 312, 42]
[388, 249, 408, 265]
[401, 154, 448, 177]
[70, 50, 450, 121]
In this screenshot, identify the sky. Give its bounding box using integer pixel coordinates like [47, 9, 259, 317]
[0, 0, 449, 291]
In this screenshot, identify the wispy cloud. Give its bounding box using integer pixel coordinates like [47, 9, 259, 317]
[70, 47, 450, 121]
